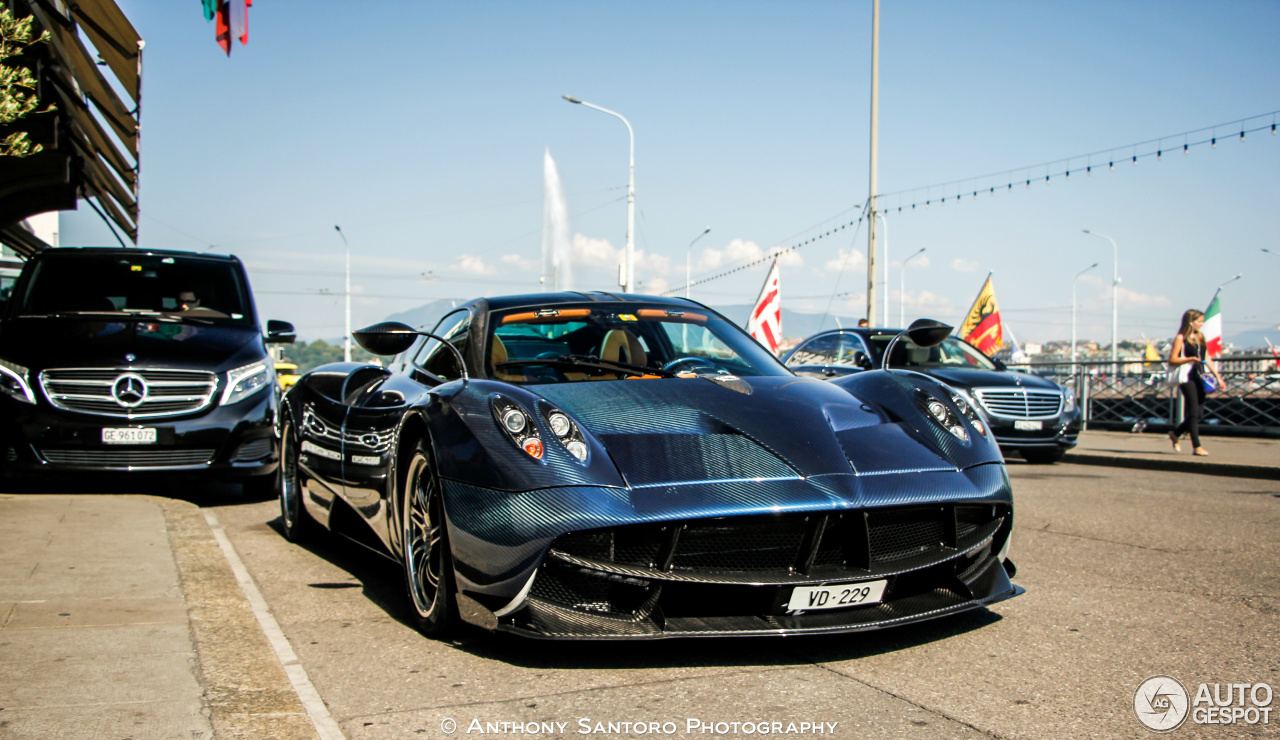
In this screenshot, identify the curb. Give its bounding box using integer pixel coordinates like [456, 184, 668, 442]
[1062, 452, 1280, 481]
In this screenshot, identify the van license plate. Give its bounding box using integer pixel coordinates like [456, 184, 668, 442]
[1014, 420, 1043, 431]
[102, 428, 157, 444]
[787, 580, 887, 611]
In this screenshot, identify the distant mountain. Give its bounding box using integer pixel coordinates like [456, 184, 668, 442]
[383, 298, 468, 330]
[1225, 325, 1280, 352]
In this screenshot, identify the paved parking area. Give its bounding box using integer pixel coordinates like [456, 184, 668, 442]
[1, 462, 1277, 739]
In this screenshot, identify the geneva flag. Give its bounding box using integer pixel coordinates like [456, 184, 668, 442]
[748, 258, 782, 354]
[1203, 295, 1223, 358]
[959, 275, 1003, 354]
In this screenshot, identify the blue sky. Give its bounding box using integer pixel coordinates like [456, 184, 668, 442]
[61, 1, 1280, 345]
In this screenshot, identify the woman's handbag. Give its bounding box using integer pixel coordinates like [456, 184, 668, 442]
[1166, 361, 1191, 387]
[1200, 371, 1219, 394]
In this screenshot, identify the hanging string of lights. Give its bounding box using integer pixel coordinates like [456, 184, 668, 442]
[877, 110, 1279, 213]
[665, 109, 1277, 295]
[662, 212, 869, 296]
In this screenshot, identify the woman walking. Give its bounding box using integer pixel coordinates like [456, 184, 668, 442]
[1168, 309, 1225, 456]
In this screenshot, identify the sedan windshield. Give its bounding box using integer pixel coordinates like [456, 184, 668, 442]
[866, 334, 998, 370]
[488, 304, 790, 383]
[15, 253, 253, 326]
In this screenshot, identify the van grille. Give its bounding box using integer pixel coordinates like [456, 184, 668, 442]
[973, 388, 1063, 420]
[39, 448, 215, 467]
[39, 368, 218, 419]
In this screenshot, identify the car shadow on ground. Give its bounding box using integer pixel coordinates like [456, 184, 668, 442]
[253, 509, 1008, 671]
[0, 476, 1011, 670]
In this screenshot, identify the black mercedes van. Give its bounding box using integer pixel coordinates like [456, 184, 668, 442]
[0, 247, 295, 494]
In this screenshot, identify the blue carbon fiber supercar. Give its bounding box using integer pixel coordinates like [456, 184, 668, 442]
[278, 292, 1020, 639]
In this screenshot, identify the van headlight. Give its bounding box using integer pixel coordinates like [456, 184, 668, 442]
[1063, 386, 1077, 413]
[222, 360, 272, 406]
[0, 359, 37, 405]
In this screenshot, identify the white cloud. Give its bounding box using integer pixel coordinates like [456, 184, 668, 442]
[891, 289, 956, 316]
[1113, 286, 1172, 308]
[501, 253, 535, 271]
[572, 234, 618, 267]
[696, 239, 802, 272]
[642, 276, 670, 294]
[951, 258, 979, 272]
[634, 250, 671, 274]
[454, 255, 495, 275]
[824, 248, 866, 272]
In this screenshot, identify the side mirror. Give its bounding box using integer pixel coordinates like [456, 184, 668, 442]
[992, 357, 1007, 371]
[353, 321, 470, 381]
[353, 321, 419, 356]
[882, 318, 954, 371]
[904, 318, 953, 348]
[854, 351, 873, 370]
[265, 319, 296, 344]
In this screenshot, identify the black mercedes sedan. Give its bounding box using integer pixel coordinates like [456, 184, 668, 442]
[0, 247, 295, 493]
[782, 328, 1081, 463]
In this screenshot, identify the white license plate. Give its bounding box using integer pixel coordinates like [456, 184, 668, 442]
[1014, 420, 1043, 431]
[787, 580, 887, 612]
[102, 427, 157, 444]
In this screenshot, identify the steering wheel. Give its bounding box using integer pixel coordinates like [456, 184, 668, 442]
[661, 356, 722, 374]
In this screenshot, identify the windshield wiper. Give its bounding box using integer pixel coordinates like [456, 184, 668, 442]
[496, 354, 675, 378]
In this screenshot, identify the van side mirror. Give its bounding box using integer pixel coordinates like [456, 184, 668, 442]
[266, 320, 296, 344]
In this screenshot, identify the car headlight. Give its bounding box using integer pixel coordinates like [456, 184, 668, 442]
[0, 358, 37, 405]
[917, 390, 968, 442]
[1062, 386, 1077, 413]
[492, 396, 543, 459]
[221, 360, 272, 406]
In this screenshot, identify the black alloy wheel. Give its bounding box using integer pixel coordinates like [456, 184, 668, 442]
[278, 422, 314, 541]
[401, 440, 457, 636]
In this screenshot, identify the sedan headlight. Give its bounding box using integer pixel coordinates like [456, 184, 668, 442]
[221, 360, 272, 406]
[0, 358, 36, 405]
[1062, 386, 1077, 413]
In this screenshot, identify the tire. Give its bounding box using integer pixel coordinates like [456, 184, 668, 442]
[400, 439, 457, 637]
[278, 422, 315, 542]
[1021, 447, 1066, 465]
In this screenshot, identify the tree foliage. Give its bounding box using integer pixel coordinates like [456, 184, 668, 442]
[1, 8, 52, 158]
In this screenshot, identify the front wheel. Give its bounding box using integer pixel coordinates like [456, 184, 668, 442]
[401, 440, 457, 636]
[1021, 447, 1066, 465]
[278, 422, 315, 541]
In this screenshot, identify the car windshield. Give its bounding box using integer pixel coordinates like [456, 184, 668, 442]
[487, 303, 790, 383]
[866, 333, 998, 370]
[15, 252, 253, 326]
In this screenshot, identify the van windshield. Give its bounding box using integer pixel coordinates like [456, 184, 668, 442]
[16, 252, 253, 326]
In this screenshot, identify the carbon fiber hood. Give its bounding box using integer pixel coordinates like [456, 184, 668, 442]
[530, 373, 1000, 486]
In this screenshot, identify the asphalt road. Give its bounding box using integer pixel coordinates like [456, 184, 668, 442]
[195, 462, 1278, 740]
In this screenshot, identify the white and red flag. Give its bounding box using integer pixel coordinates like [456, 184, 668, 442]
[1203, 294, 1223, 358]
[748, 258, 782, 354]
[1266, 337, 1280, 370]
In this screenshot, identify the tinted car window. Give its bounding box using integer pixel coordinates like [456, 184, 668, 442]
[416, 309, 470, 380]
[788, 334, 839, 365]
[16, 253, 252, 326]
[867, 334, 997, 370]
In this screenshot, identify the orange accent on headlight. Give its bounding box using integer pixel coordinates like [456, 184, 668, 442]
[522, 438, 544, 458]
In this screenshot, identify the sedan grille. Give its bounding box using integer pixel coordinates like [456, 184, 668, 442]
[39, 368, 218, 419]
[973, 387, 1063, 419]
[39, 448, 215, 467]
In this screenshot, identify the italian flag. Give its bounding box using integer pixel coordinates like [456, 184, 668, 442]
[1203, 295, 1223, 358]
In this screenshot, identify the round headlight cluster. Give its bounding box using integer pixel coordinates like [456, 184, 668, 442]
[927, 401, 948, 422]
[547, 413, 571, 438]
[492, 397, 542, 459]
[502, 408, 527, 434]
[542, 407, 589, 462]
[949, 391, 988, 438]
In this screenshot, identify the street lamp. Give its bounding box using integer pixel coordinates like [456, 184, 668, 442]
[1082, 230, 1119, 371]
[877, 212, 889, 324]
[685, 227, 711, 298]
[1262, 248, 1278, 258]
[900, 247, 926, 327]
[1072, 262, 1099, 373]
[1211, 273, 1243, 302]
[335, 225, 351, 362]
[563, 95, 635, 293]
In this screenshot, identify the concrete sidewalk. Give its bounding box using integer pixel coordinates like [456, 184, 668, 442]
[0, 494, 318, 740]
[1062, 430, 1280, 480]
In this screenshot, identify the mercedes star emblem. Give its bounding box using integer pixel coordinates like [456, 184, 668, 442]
[111, 373, 148, 408]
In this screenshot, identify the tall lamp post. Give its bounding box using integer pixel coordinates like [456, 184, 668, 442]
[563, 95, 635, 293]
[1072, 262, 1099, 374]
[900, 247, 926, 327]
[335, 225, 351, 362]
[685, 227, 711, 298]
[878, 213, 890, 325]
[1082, 229, 1119, 372]
[1211, 274, 1243, 303]
[1262, 248, 1278, 259]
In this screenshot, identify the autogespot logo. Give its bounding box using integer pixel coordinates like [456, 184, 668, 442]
[1135, 675, 1190, 732]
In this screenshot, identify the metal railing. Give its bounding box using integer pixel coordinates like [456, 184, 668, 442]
[1005, 355, 1280, 437]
